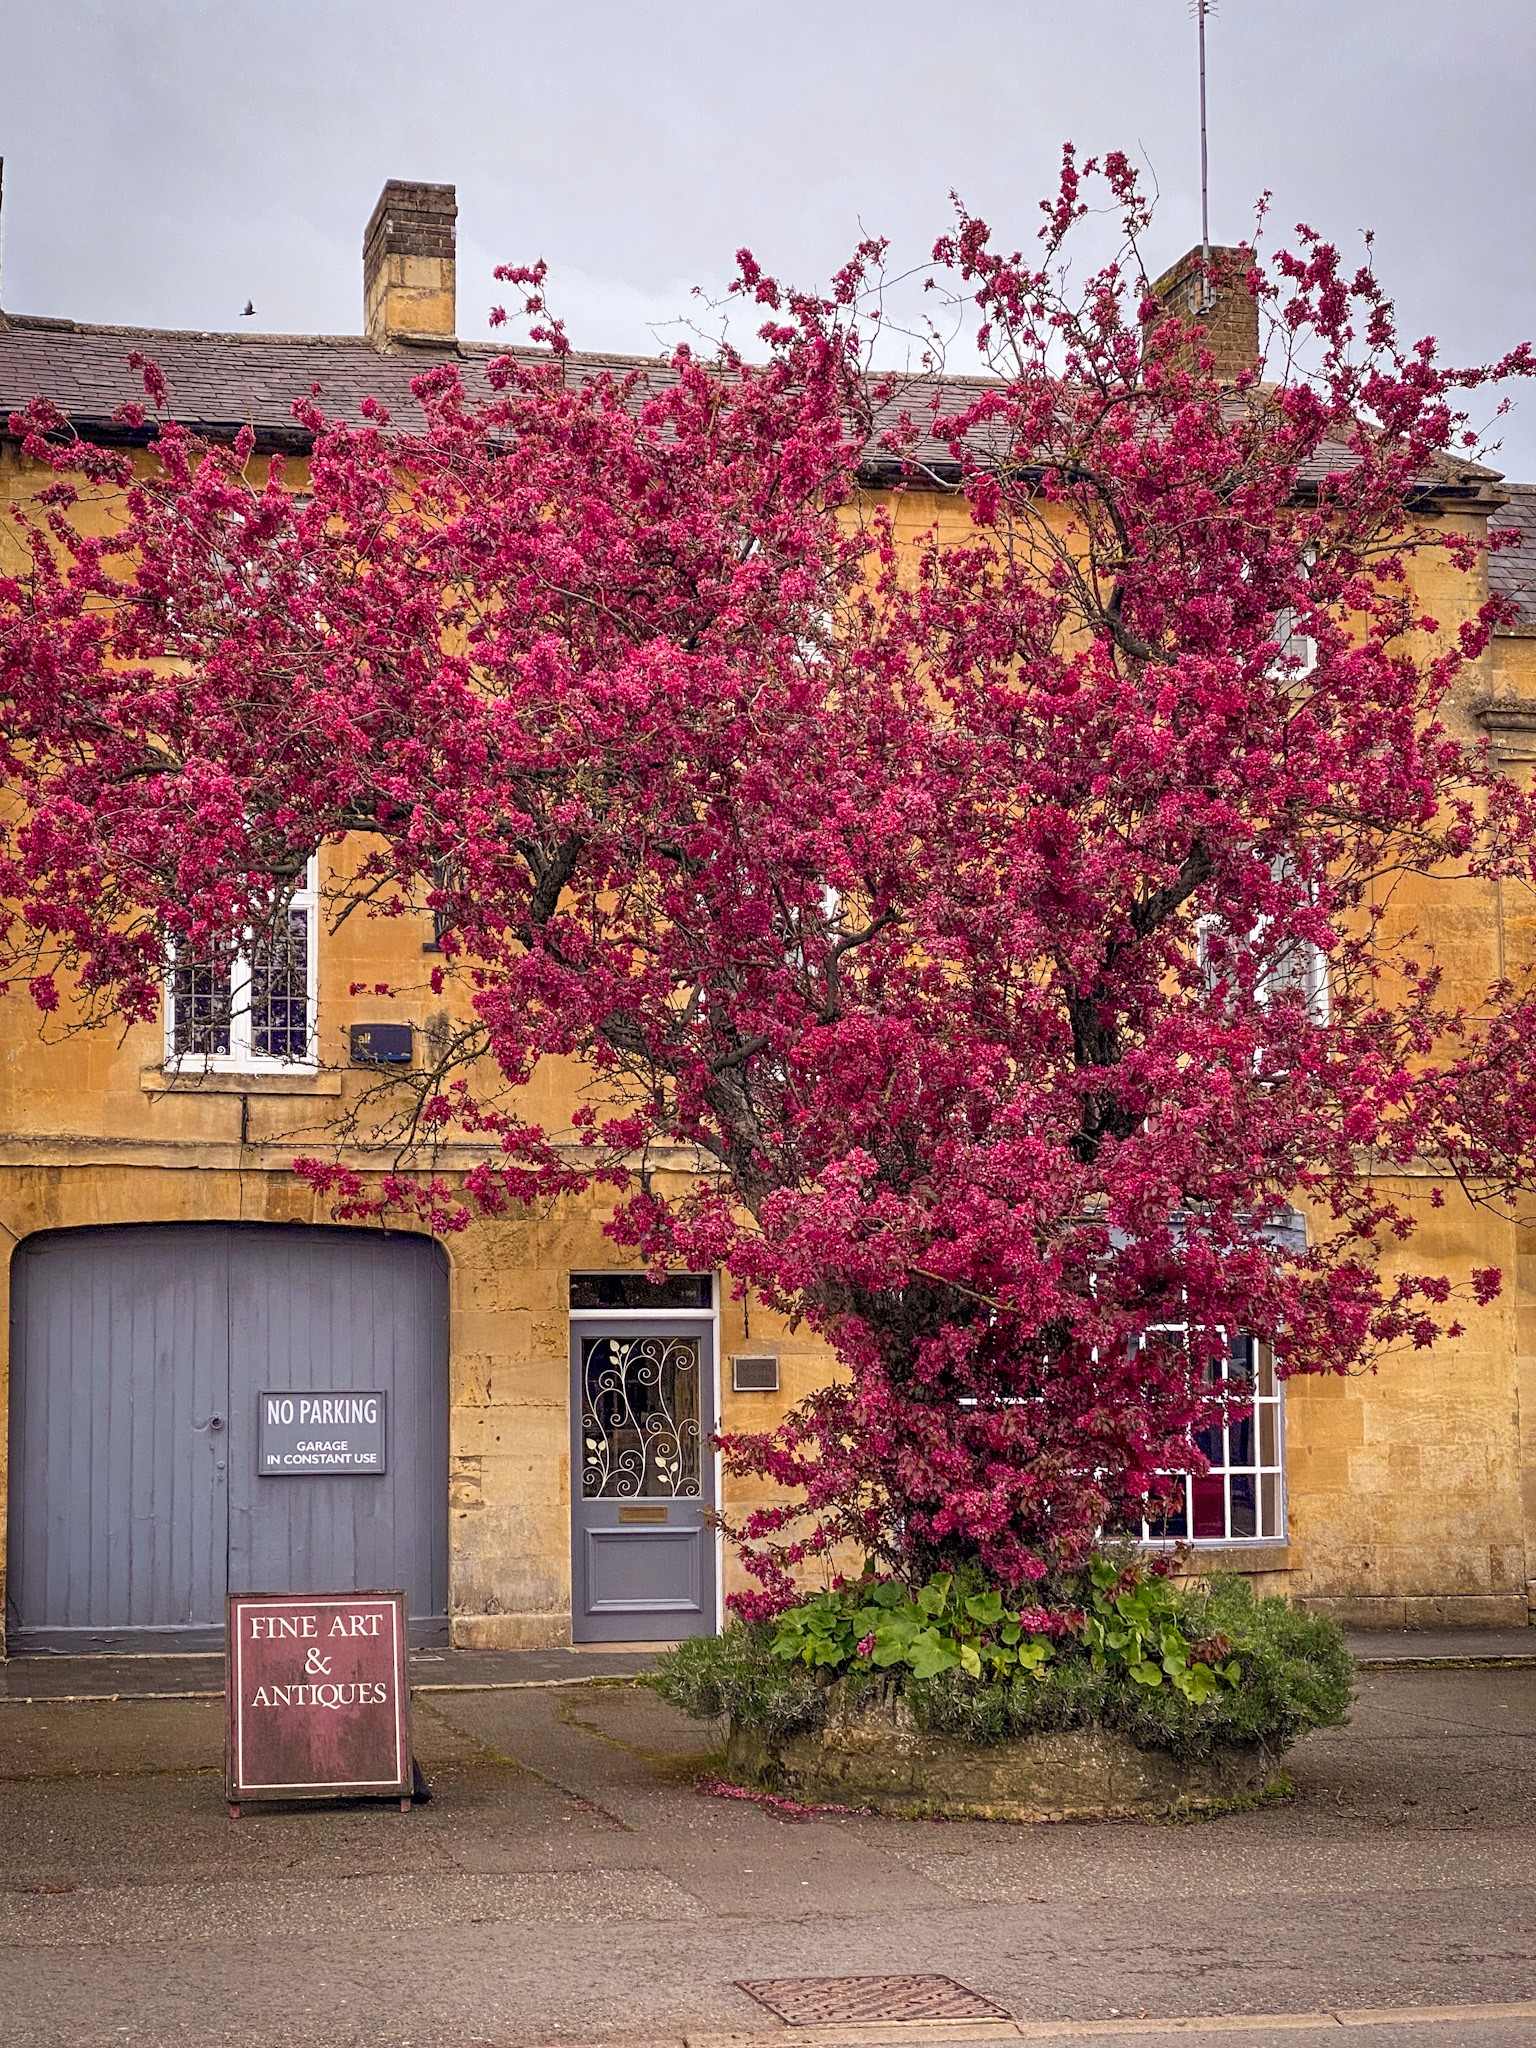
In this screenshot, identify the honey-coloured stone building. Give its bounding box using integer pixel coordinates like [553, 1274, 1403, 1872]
[2, 181, 1534, 1657]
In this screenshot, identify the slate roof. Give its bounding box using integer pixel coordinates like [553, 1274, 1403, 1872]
[0, 314, 450, 447]
[0, 307, 1511, 537]
[1490, 483, 1536, 632]
[0, 311, 1003, 477]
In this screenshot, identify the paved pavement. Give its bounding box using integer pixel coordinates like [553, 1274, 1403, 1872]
[0, 1626, 1528, 1706]
[1345, 1628, 1536, 1668]
[1, 1660, 1534, 2047]
[0, 1643, 660, 1702]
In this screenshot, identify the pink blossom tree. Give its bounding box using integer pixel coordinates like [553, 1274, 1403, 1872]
[5, 154, 1535, 1602]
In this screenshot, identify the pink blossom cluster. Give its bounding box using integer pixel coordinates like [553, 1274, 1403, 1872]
[1016, 1608, 1082, 1639]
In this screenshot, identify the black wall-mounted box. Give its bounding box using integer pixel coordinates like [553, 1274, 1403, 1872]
[349, 1023, 413, 1067]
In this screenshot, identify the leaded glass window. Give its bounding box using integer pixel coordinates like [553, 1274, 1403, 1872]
[251, 907, 310, 1059]
[169, 945, 235, 1057]
[165, 861, 318, 1070]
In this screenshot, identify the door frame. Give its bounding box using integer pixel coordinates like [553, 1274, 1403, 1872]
[569, 1286, 722, 1641]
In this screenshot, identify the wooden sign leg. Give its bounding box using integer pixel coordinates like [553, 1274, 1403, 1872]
[228, 1802, 242, 1820]
[399, 1796, 411, 1813]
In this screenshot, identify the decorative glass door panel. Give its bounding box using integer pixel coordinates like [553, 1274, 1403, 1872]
[570, 1317, 715, 1643]
[581, 1335, 701, 1500]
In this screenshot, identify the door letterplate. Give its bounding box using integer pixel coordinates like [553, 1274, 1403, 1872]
[618, 1503, 669, 1525]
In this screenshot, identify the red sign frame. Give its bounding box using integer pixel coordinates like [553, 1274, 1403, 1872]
[225, 1590, 413, 1815]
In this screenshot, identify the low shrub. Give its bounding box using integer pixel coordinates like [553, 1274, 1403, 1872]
[646, 1618, 835, 1743]
[647, 1561, 1353, 1765]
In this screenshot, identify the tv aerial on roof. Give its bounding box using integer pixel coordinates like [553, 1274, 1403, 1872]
[1191, 0, 1218, 311]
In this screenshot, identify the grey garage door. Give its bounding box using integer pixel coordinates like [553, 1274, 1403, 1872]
[6, 1224, 449, 1653]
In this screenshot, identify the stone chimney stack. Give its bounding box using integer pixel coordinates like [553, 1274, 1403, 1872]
[363, 180, 457, 347]
[1148, 245, 1259, 381]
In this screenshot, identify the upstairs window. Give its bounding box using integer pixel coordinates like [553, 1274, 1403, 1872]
[165, 861, 318, 1070]
[1254, 922, 1330, 1024]
[1270, 605, 1317, 678]
[1197, 855, 1330, 1034]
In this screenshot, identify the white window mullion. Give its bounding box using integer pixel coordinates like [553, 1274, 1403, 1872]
[229, 952, 255, 1066]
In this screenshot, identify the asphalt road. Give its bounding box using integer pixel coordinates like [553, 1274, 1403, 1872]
[0, 1665, 1533, 2048]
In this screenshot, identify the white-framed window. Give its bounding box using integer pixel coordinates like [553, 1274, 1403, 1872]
[1141, 1332, 1286, 1545]
[164, 859, 319, 1071]
[1271, 605, 1317, 678]
[958, 1324, 1286, 1550]
[1197, 862, 1330, 1031]
[1254, 921, 1330, 1023]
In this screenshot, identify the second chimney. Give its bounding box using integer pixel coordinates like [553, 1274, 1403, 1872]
[364, 180, 457, 346]
[1147, 245, 1259, 381]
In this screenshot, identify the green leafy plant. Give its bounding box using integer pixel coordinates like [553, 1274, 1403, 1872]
[768, 1570, 1056, 1685]
[1083, 1556, 1242, 1704]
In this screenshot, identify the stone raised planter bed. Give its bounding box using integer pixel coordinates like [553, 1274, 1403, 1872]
[652, 1577, 1351, 1822]
[725, 1683, 1282, 1822]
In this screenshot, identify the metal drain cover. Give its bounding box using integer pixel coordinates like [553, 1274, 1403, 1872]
[736, 1975, 1011, 2027]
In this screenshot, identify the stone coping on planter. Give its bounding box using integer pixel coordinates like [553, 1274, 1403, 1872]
[726, 1689, 1282, 1823]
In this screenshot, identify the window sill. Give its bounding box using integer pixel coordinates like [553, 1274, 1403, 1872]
[1153, 1541, 1294, 1574]
[142, 1067, 342, 1097]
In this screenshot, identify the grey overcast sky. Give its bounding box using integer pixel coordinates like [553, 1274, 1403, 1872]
[4, 0, 1534, 471]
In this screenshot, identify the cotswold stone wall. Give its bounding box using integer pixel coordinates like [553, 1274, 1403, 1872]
[727, 1688, 1282, 1821]
[1282, 1195, 1530, 1628]
[2, 1140, 1529, 1646]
